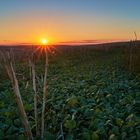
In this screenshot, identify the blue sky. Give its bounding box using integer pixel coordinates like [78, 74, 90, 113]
[1, 0, 140, 18]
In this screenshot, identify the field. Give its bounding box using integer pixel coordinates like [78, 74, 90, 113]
[0, 42, 140, 140]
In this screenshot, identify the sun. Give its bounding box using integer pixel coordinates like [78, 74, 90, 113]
[41, 38, 49, 45]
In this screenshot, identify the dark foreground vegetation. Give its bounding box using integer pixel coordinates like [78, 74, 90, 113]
[0, 41, 140, 140]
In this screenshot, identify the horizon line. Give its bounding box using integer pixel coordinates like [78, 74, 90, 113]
[0, 39, 131, 46]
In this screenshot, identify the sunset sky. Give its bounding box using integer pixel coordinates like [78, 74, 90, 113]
[0, 0, 140, 45]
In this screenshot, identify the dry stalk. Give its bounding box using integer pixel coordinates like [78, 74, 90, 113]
[30, 52, 39, 136]
[129, 41, 133, 71]
[0, 51, 33, 140]
[129, 32, 137, 71]
[41, 47, 48, 139]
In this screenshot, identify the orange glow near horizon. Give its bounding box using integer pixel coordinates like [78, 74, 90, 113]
[0, 15, 137, 45]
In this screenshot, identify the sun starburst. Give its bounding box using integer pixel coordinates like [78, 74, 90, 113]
[41, 38, 49, 45]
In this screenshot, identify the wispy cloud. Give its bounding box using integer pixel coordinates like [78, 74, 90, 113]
[57, 39, 129, 45]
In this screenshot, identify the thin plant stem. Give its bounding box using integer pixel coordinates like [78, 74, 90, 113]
[30, 51, 39, 136]
[41, 47, 48, 139]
